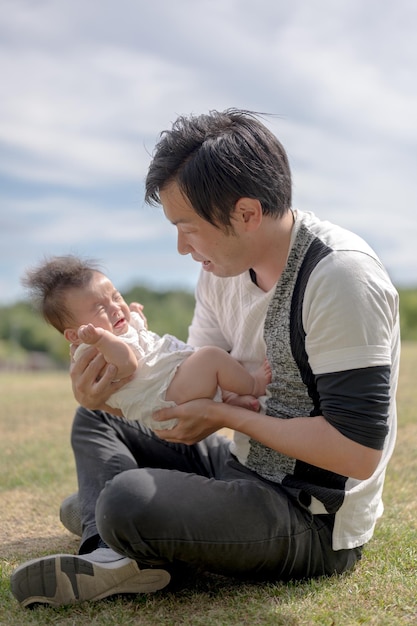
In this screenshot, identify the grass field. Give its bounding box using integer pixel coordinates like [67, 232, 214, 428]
[1, 343, 416, 625]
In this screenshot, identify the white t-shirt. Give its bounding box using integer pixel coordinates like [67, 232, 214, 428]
[187, 209, 399, 551]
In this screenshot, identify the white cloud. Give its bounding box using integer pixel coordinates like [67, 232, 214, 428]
[0, 0, 417, 306]
[1, 194, 173, 243]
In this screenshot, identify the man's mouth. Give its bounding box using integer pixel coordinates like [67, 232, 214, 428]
[201, 259, 213, 271]
[193, 256, 210, 265]
[192, 255, 212, 269]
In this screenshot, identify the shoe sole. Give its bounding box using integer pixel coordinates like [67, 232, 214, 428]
[11, 554, 171, 608]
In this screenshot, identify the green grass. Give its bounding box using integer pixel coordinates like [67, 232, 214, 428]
[1, 344, 417, 625]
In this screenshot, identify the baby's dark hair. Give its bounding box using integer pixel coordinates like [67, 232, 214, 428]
[22, 255, 101, 333]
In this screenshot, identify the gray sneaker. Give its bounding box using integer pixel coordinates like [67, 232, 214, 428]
[59, 493, 82, 537]
[10, 548, 171, 608]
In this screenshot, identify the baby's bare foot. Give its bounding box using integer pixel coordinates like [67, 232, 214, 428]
[224, 393, 260, 412]
[78, 323, 104, 345]
[252, 358, 272, 397]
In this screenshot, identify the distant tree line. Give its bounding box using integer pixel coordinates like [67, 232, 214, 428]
[396, 288, 417, 342]
[0, 285, 416, 369]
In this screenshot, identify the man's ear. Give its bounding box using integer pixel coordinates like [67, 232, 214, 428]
[64, 328, 79, 344]
[233, 197, 263, 230]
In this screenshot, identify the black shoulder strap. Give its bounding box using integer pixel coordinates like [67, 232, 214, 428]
[290, 237, 332, 415]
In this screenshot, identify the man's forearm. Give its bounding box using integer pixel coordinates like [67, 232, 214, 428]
[211, 403, 382, 480]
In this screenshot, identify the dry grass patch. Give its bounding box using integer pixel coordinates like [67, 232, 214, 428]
[1, 487, 79, 560]
[1, 346, 417, 625]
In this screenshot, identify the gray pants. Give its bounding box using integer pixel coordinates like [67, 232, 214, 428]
[71, 407, 362, 581]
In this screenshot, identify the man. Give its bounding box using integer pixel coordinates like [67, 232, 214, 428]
[11, 109, 399, 608]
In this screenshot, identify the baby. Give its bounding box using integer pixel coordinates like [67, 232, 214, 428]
[22, 255, 271, 430]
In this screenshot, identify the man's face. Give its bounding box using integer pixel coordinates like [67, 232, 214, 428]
[65, 272, 131, 336]
[160, 181, 251, 278]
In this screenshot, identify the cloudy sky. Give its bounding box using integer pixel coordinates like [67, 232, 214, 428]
[1, 0, 416, 306]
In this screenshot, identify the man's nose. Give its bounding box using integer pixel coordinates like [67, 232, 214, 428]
[177, 232, 191, 256]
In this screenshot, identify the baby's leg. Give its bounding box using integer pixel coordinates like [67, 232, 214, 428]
[166, 346, 271, 405]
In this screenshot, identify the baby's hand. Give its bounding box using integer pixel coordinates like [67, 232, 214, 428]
[78, 323, 105, 345]
[129, 302, 148, 328]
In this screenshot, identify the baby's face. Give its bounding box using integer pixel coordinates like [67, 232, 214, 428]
[66, 272, 131, 336]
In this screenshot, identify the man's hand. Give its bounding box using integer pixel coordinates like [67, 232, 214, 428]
[152, 392, 262, 445]
[70, 344, 132, 410]
[152, 399, 224, 445]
